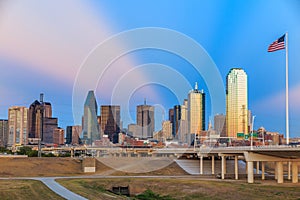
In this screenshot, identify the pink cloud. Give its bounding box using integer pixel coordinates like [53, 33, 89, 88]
[252, 83, 300, 112]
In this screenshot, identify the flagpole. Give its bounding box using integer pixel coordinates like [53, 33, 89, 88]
[285, 32, 289, 144]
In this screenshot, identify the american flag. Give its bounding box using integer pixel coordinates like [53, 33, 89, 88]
[268, 34, 285, 52]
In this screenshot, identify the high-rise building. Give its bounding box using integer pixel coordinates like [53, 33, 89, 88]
[27, 100, 41, 140]
[226, 68, 248, 138]
[0, 119, 8, 147]
[100, 105, 120, 143]
[136, 100, 154, 139]
[27, 95, 58, 144]
[43, 117, 58, 143]
[188, 82, 205, 142]
[162, 120, 172, 140]
[128, 124, 137, 137]
[169, 108, 174, 124]
[8, 106, 28, 147]
[66, 125, 82, 145]
[179, 99, 188, 143]
[53, 127, 64, 145]
[172, 105, 181, 139]
[82, 90, 99, 145]
[214, 114, 226, 141]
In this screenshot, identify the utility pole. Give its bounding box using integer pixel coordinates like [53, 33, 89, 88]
[38, 93, 44, 157]
[251, 115, 256, 150]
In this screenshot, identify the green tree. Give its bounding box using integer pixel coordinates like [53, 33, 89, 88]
[135, 190, 173, 200]
[17, 146, 38, 157]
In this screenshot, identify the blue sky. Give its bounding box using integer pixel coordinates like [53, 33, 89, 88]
[0, 0, 299, 137]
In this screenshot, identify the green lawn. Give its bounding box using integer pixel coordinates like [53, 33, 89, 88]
[57, 178, 300, 200]
[0, 180, 64, 200]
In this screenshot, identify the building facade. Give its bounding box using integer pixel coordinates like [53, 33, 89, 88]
[43, 117, 58, 144]
[82, 90, 100, 145]
[179, 99, 189, 143]
[53, 128, 64, 145]
[214, 114, 226, 138]
[188, 82, 205, 144]
[226, 68, 248, 139]
[172, 105, 181, 139]
[0, 119, 8, 147]
[100, 105, 120, 143]
[28, 98, 54, 144]
[162, 120, 172, 141]
[66, 125, 82, 145]
[127, 124, 137, 137]
[136, 101, 154, 139]
[8, 106, 28, 147]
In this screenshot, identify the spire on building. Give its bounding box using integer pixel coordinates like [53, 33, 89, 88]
[195, 82, 198, 90]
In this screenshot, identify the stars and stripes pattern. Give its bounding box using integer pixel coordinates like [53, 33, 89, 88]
[268, 34, 285, 52]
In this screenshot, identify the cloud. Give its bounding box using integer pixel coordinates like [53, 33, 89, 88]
[0, 0, 115, 83]
[252, 83, 300, 113]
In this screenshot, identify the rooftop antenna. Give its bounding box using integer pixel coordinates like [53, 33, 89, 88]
[40, 93, 44, 103]
[144, 98, 146, 105]
[195, 82, 198, 90]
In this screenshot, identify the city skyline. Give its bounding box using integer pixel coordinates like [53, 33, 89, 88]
[0, 1, 300, 137]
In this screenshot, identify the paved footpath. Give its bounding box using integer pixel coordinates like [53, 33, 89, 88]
[36, 178, 88, 200]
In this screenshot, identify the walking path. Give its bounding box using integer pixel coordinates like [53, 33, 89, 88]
[35, 178, 88, 200]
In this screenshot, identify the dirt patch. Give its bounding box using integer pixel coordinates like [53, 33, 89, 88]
[0, 157, 83, 177]
[95, 158, 188, 176]
[0, 157, 187, 177]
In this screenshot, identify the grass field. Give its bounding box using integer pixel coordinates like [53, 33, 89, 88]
[57, 178, 300, 200]
[0, 180, 64, 200]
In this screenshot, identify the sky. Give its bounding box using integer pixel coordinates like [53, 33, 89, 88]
[0, 0, 299, 137]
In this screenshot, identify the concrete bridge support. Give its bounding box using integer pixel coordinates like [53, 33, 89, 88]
[288, 161, 291, 180]
[234, 156, 238, 180]
[292, 162, 299, 183]
[200, 156, 203, 175]
[275, 162, 278, 180]
[261, 162, 265, 180]
[247, 161, 254, 183]
[277, 161, 284, 183]
[211, 156, 215, 175]
[244, 152, 300, 184]
[221, 155, 226, 179]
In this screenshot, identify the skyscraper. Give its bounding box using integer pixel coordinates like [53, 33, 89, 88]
[136, 100, 154, 139]
[27, 95, 57, 144]
[8, 106, 28, 147]
[214, 114, 226, 140]
[128, 123, 137, 137]
[100, 105, 120, 143]
[162, 120, 172, 140]
[172, 105, 181, 139]
[43, 117, 58, 143]
[226, 68, 248, 139]
[0, 119, 8, 147]
[82, 90, 99, 145]
[188, 82, 205, 144]
[179, 99, 188, 143]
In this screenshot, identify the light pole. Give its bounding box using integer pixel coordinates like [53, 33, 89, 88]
[251, 115, 256, 150]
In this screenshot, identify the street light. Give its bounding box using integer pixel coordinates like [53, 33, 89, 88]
[251, 115, 256, 150]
